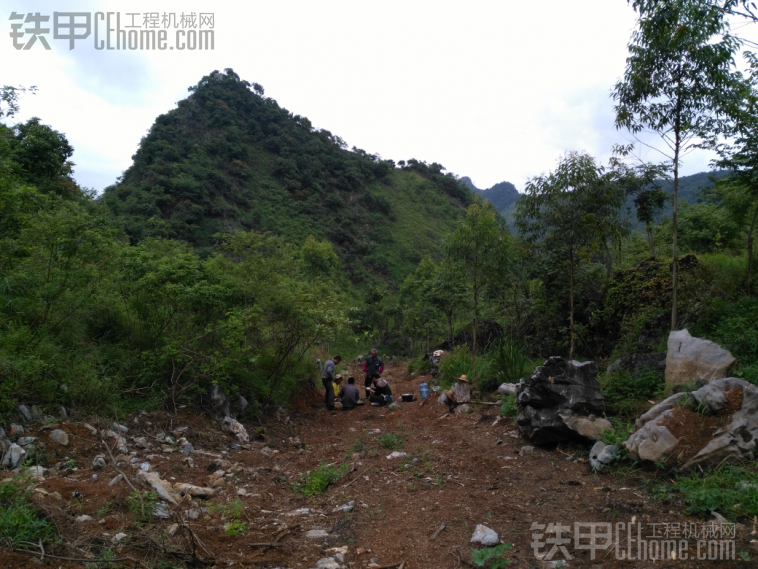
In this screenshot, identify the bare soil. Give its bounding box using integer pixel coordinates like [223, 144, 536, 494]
[2, 364, 753, 568]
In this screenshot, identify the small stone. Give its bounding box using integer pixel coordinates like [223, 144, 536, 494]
[27, 465, 46, 479]
[112, 423, 128, 434]
[92, 455, 107, 471]
[183, 508, 208, 521]
[17, 436, 36, 447]
[237, 488, 248, 496]
[83, 423, 98, 436]
[167, 523, 179, 536]
[75, 515, 94, 523]
[230, 443, 241, 450]
[59, 406, 67, 419]
[2, 443, 26, 469]
[498, 383, 519, 394]
[49, 429, 69, 446]
[305, 529, 329, 540]
[10, 423, 25, 436]
[30, 406, 42, 420]
[139, 462, 151, 471]
[182, 443, 193, 455]
[332, 501, 355, 513]
[314, 558, 341, 569]
[470, 524, 499, 546]
[17, 405, 33, 423]
[386, 451, 407, 460]
[114, 532, 128, 542]
[520, 445, 534, 454]
[108, 474, 124, 487]
[153, 503, 171, 519]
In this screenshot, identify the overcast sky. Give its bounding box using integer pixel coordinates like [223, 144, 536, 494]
[2, 1, 756, 192]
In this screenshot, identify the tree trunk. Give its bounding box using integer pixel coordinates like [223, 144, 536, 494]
[671, 129, 680, 332]
[472, 286, 478, 377]
[602, 239, 613, 278]
[747, 201, 758, 293]
[569, 248, 575, 361]
[646, 224, 655, 258]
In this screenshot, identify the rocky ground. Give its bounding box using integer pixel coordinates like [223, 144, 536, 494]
[1, 363, 754, 568]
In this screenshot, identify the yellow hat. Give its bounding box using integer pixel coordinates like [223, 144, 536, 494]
[457, 375, 469, 383]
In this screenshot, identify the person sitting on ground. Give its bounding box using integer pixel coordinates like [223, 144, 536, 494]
[367, 373, 392, 406]
[333, 374, 343, 403]
[338, 376, 361, 410]
[321, 355, 342, 411]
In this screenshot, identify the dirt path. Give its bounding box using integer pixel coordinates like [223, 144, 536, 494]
[2, 363, 751, 568]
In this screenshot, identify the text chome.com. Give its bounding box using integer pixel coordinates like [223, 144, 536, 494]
[531, 520, 737, 562]
[9, 12, 214, 51]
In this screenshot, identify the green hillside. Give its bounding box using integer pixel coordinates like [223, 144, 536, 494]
[101, 69, 473, 287]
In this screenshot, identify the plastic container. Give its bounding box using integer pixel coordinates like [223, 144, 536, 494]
[419, 380, 429, 399]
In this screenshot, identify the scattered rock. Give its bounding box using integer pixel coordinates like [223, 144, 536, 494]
[75, 515, 94, 523]
[133, 437, 149, 449]
[453, 404, 471, 415]
[286, 507, 316, 516]
[312, 559, 342, 569]
[470, 524, 499, 546]
[174, 483, 215, 499]
[83, 423, 98, 436]
[209, 385, 231, 418]
[386, 451, 407, 460]
[498, 383, 519, 395]
[237, 488, 248, 496]
[153, 503, 171, 519]
[58, 406, 67, 419]
[305, 529, 329, 540]
[589, 442, 620, 470]
[517, 356, 608, 445]
[104, 430, 128, 455]
[183, 508, 208, 520]
[235, 395, 248, 415]
[2, 443, 27, 469]
[30, 406, 42, 420]
[0, 427, 10, 455]
[10, 423, 24, 436]
[108, 474, 124, 487]
[17, 405, 32, 423]
[167, 523, 179, 536]
[665, 329, 735, 394]
[114, 532, 128, 542]
[112, 423, 128, 434]
[182, 443, 193, 455]
[221, 417, 250, 443]
[135, 470, 181, 505]
[27, 465, 46, 479]
[49, 429, 69, 446]
[17, 436, 36, 447]
[92, 455, 106, 471]
[333, 501, 355, 513]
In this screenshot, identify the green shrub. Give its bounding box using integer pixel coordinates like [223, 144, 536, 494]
[600, 417, 634, 446]
[127, 490, 158, 523]
[499, 394, 517, 417]
[470, 543, 513, 568]
[439, 345, 478, 388]
[291, 462, 350, 496]
[599, 369, 664, 419]
[487, 338, 529, 384]
[0, 475, 55, 547]
[407, 355, 431, 375]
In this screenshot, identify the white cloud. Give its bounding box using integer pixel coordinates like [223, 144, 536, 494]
[2, 0, 754, 192]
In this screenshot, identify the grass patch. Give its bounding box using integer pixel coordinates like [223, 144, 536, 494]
[291, 462, 350, 496]
[675, 465, 758, 520]
[377, 432, 403, 450]
[600, 417, 634, 446]
[599, 369, 664, 419]
[471, 543, 513, 568]
[0, 475, 55, 547]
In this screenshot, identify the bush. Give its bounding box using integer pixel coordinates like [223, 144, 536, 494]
[600, 417, 634, 446]
[407, 354, 431, 375]
[0, 475, 55, 547]
[438, 345, 478, 388]
[377, 432, 403, 450]
[487, 338, 530, 384]
[599, 369, 664, 419]
[499, 394, 517, 417]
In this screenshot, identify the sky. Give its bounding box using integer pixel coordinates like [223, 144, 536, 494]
[2, 1, 757, 193]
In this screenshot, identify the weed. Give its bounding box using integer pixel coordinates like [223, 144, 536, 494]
[488, 337, 530, 384]
[600, 417, 634, 446]
[675, 465, 758, 520]
[127, 490, 158, 523]
[65, 459, 76, 469]
[0, 475, 55, 547]
[291, 462, 350, 496]
[434, 473, 444, 487]
[470, 543, 513, 568]
[406, 482, 416, 492]
[738, 551, 750, 561]
[224, 519, 246, 536]
[377, 432, 403, 450]
[96, 501, 112, 518]
[499, 394, 517, 417]
[598, 369, 664, 419]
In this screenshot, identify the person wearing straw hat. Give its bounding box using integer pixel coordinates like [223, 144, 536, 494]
[445, 374, 471, 404]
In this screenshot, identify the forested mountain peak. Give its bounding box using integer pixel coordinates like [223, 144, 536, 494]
[101, 69, 474, 286]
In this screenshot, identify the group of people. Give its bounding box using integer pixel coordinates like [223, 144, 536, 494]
[320, 348, 392, 410]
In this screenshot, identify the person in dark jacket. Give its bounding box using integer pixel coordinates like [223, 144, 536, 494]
[338, 376, 361, 410]
[363, 348, 384, 398]
[367, 374, 392, 406]
[321, 355, 342, 410]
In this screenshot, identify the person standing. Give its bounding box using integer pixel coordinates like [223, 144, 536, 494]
[363, 348, 384, 398]
[322, 355, 342, 410]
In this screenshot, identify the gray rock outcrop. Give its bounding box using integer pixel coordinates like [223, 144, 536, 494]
[665, 329, 735, 394]
[625, 377, 758, 469]
[517, 357, 610, 445]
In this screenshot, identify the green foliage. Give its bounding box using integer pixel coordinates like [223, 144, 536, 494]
[675, 465, 758, 520]
[224, 519, 246, 536]
[0, 475, 54, 547]
[470, 543, 513, 568]
[127, 490, 158, 523]
[487, 338, 529, 384]
[438, 345, 478, 387]
[499, 394, 517, 417]
[291, 462, 350, 496]
[600, 417, 635, 446]
[599, 369, 664, 419]
[377, 432, 403, 450]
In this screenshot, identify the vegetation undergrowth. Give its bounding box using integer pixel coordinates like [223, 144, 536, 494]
[291, 462, 350, 496]
[471, 543, 513, 568]
[0, 475, 55, 547]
